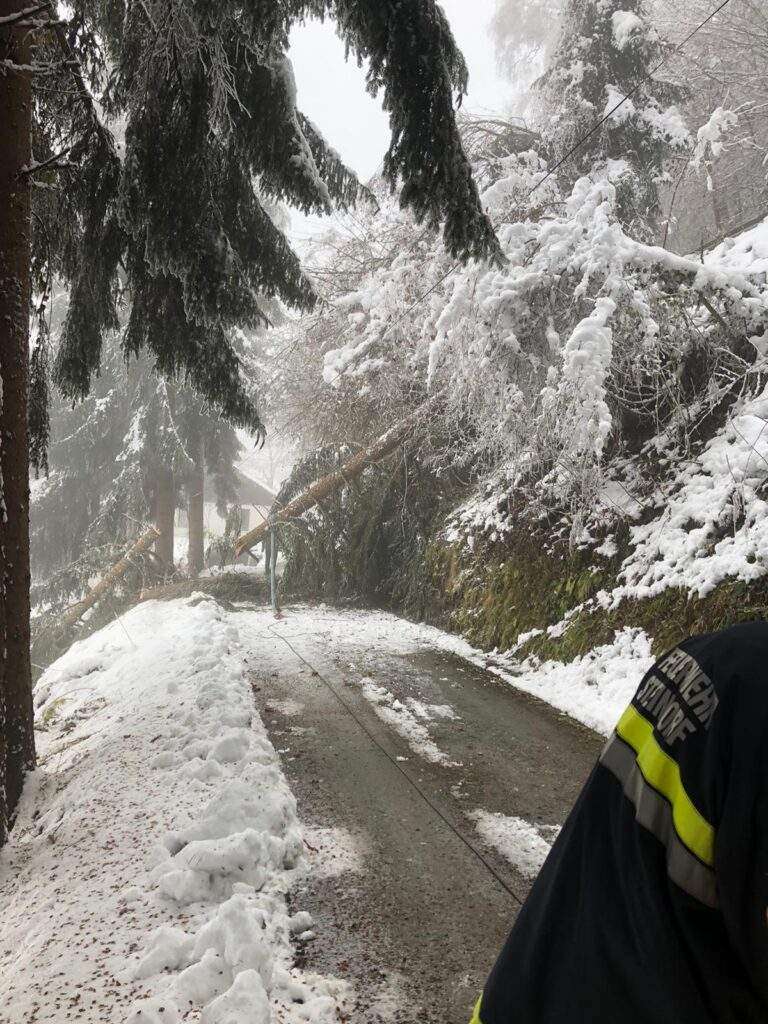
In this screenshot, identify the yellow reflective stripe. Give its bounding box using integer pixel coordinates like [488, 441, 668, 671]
[470, 996, 484, 1024]
[616, 705, 715, 867]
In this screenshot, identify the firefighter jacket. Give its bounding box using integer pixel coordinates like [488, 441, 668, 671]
[473, 621, 768, 1023]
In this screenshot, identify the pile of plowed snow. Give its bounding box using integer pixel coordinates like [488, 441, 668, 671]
[0, 594, 347, 1023]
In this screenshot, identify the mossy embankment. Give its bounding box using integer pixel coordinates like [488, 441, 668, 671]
[275, 445, 768, 660]
[393, 527, 768, 664]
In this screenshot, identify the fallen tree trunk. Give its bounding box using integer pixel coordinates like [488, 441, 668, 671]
[59, 526, 160, 629]
[235, 394, 439, 558]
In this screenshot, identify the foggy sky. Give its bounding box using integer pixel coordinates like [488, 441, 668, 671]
[288, 1, 511, 243]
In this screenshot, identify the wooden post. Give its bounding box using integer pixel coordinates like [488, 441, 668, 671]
[234, 393, 440, 558]
[59, 526, 160, 629]
[154, 468, 175, 572]
[0, 0, 36, 841]
[188, 447, 205, 577]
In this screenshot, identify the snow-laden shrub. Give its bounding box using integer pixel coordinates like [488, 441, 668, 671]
[271, 132, 768, 548]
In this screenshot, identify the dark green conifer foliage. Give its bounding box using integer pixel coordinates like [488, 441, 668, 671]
[30, 0, 501, 459]
[32, 333, 242, 614]
[332, 0, 504, 262]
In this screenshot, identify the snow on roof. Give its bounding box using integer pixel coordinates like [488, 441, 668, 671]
[234, 469, 276, 507]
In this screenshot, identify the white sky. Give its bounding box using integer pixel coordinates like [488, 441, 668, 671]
[240, 2, 510, 479]
[288, 0, 511, 243]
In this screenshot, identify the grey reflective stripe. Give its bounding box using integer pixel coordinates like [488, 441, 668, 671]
[600, 734, 718, 908]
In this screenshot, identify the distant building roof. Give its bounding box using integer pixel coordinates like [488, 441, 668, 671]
[235, 470, 276, 508]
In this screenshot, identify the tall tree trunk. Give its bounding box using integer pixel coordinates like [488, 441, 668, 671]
[154, 468, 175, 573]
[709, 165, 726, 240]
[0, 2, 36, 843]
[187, 446, 205, 577]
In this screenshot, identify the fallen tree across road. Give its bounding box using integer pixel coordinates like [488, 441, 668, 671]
[234, 394, 441, 558]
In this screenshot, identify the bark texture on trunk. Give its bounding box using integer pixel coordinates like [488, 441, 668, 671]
[59, 526, 160, 628]
[154, 468, 175, 572]
[235, 394, 440, 557]
[0, 2, 36, 842]
[187, 449, 205, 577]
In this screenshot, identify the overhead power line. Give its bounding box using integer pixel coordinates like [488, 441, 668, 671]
[269, 626, 526, 906]
[529, 0, 734, 198]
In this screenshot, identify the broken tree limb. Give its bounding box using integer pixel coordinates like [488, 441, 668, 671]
[59, 526, 160, 629]
[234, 393, 440, 558]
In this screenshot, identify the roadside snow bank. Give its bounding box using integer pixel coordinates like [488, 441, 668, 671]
[0, 595, 346, 1024]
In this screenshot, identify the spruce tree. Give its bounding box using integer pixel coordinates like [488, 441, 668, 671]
[4, 0, 502, 837]
[49, 0, 502, 436]
[537, 0, 689, 234]
[0, 0, 36, 846]
[31, 335, 243, 611]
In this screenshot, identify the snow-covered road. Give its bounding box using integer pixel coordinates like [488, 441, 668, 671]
[237, 606, 602, 1024]
[0, 598, 622, 1024]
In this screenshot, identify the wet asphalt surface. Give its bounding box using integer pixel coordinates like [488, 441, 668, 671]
[245, 612, 602, 1024]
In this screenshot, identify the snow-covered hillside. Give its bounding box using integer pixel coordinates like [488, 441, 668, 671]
[441, 214, 768, 616]
[0, 596, 347, 1024]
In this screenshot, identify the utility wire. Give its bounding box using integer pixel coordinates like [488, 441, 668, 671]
[237, 0, 736, 906]
[268, 626, 526, 907]
[259, 0, 734, 454]
[529, 0, 733, 197]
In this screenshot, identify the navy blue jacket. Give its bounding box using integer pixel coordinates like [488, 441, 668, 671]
[475, 622, 768, 1024]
